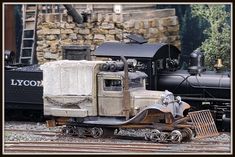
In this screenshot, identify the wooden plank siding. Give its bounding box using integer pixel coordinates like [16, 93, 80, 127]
[4, 5, 16, 53]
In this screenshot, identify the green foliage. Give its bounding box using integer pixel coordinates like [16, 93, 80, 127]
[180, 6, 208, 64]
[156, 5, 208, 67]
[191, 4, 231, 69]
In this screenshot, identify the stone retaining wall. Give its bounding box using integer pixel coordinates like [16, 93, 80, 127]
[36, 8, 180, 64]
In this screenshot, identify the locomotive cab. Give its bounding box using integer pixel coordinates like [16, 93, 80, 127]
[97, 72, 125, 116]
[97, 71, 146, 117]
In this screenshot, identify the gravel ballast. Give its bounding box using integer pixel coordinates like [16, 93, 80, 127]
[4, 121, 231, 144]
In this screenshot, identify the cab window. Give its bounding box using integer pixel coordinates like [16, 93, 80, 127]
[104, 79, 122, 91]
[129, 78, 144, 88]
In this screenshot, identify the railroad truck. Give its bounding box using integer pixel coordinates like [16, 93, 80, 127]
[40, 57, 218, 143]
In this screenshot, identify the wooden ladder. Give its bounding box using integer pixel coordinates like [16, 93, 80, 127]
[19, 4, 38, 65]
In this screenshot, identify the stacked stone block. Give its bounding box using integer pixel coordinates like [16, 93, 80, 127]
[36, 9, 181, 64]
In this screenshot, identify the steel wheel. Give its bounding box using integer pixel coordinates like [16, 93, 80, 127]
[62, 126, 74, 136]
[182, 128, 193, 141]
[68, 126, 77, 136]
[144, 132, 151, 141]
[159, 132, 168, 143]
[170, 130, 183, 143]
[62, 127, 67, 135]
[149, 129, 161, 142]
[91, 127, 104, 138]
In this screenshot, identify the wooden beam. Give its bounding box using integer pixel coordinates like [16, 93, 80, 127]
[4, 4, 16, 53]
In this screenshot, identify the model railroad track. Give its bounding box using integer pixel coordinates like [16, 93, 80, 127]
[4, 140, 230, 154]
[4, 128, 231, 144]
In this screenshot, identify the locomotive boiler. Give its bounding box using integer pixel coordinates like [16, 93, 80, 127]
[157, 50, 230, 131]
[157, 50, 230, 101]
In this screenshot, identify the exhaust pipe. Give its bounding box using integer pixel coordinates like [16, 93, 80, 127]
[120, 56, 130, 120]
[64, 4, 83, 24]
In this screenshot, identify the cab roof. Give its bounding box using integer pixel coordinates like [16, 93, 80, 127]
[94, 42, 181, 59]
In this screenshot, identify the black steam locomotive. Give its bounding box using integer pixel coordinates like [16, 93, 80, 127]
[157, 50, 230, 131]
[4, 40, 231, 131]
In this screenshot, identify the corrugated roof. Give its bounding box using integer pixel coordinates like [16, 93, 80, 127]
[94, 42, 181, 58]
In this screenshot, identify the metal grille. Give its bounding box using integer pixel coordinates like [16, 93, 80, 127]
[189, 110, 219, 139]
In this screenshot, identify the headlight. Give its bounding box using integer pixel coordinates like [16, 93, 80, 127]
[161, 90, 174, 105]
[176, 96, 182, 103]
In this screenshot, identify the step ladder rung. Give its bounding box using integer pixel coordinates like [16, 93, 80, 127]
[25, 5, 37, 10]
[23, 29, 34, 31]
[26, 10, 36, 13]
[25, 19, 35, 22]
[20, 57, 32, 59]
[22, 47, 33, 49]
[23, 38, 34, 40]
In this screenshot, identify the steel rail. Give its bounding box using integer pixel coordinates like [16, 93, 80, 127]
[4, 140, 230, 154]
